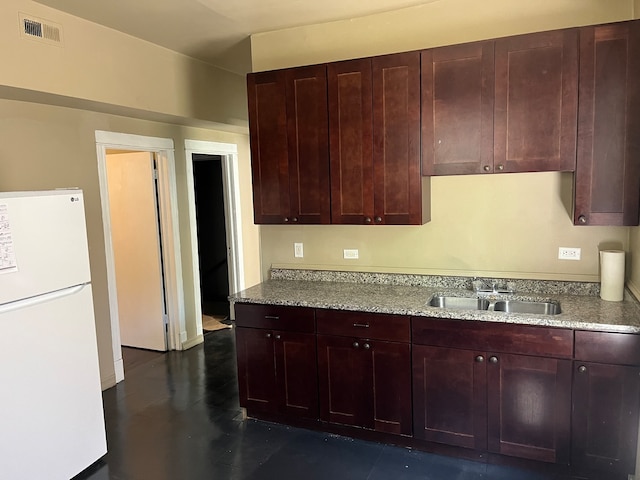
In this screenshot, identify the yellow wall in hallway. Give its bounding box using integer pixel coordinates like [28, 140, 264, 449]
[0, 99, 260, 388]
[0, 0, 247, 128]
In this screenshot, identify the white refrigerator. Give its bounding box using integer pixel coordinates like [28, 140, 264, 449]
[0, 190, 107, 479]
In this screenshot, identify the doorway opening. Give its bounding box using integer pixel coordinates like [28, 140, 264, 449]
[105, 151, 168, 352]
[184, 139, 244, 338]
[96, 131, 185, 385]
[193, 155, 230, 320]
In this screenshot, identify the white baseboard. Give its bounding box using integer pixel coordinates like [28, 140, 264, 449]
[182, 334, 204, 350]
[100, 372, 117, 391]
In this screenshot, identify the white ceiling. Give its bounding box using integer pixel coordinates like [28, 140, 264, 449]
[33, 0, 439, 74]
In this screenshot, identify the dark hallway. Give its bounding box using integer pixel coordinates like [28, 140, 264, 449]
[193, 154, 230, 318]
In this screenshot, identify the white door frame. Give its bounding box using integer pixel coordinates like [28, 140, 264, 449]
[185, 140, 244, 335]
[95, 131, 186, 384]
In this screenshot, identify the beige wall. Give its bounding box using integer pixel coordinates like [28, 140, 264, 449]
[251, 0, 633, 71]
[251, 0, 635, 283]
[1, 0, 247, 128]
[0, 1, 259, 388]
[0, 99, 259, 387]
[261, 173, 628, 282]
[630, 229, 640, 294]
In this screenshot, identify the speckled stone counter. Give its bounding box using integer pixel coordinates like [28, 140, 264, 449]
[230, 269, 640, 334]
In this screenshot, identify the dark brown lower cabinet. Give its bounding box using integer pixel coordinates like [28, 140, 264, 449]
[412, 345, 487, 450]
[236, 327, 318, 419]
[487, 353, 571, 464]
[572, 362, 640, 479]
[317, 334, 412, 436]
[413, 345, 571, 464]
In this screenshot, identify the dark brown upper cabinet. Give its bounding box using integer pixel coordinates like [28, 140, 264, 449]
[422, 30, 578, 176]
[247, 65, 330, 224]
[574, 21, 640, 226]
[422, 41, 495, 175]
[328, 58, 374, 225]
[494, 29, 578, 173]
[328, 53, 427, 225]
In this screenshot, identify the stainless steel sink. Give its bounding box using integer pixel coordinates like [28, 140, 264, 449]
[429, 296, 490, 310]
[492, 300, 561, 315]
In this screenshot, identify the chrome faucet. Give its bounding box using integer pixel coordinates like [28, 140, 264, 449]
[472, 278, 514, 294]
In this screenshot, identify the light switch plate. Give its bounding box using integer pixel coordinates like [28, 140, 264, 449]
[294, 243, 303, 258]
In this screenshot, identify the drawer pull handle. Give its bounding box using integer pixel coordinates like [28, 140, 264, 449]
[353, 323, 370, 328]
[264, 315, 280, 320]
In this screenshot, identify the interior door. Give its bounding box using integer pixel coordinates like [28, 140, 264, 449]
[106, 151, 167, 351]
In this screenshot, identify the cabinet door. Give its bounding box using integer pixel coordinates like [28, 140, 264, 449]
[247, 71, 290, 224]
[273, 331, 319, 419]
[486, 353, 571, 464]
[494, 30, 578, 173]
[574, 22, 640, 226]
[572, 362, 640, 477]
[422, 41, 494, 175]
[372, 52, 422, 225]
[328, 59, 374, 225]
[412, 345, 487, 450]
[285, 65, 331, 224]
[317, 334, 371, 428]
[235, 327, 277, 414]
[369, 340, 412, 436]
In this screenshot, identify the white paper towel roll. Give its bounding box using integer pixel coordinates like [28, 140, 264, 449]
[600, 250, 625, 301]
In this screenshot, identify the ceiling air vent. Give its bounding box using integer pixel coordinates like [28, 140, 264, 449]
[19, 13, 63, 46]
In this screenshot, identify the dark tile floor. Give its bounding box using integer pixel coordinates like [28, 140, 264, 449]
[76, 328, 563, 480]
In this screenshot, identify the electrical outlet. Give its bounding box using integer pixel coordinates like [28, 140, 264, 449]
[343, 249, 359, 259]
[558, 247, 581, 260]
[294, 243, 303, 258]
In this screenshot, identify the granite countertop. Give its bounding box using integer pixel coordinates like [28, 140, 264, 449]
[230, 269, 640, 334]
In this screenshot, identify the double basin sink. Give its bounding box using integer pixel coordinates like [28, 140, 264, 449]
[429, 295, 561, 315]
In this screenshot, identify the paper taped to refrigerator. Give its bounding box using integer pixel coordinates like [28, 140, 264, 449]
[0, 204, 18, 274]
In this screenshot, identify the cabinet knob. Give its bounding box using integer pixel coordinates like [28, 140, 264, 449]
[353, 341, 360, 348]
[496, 164, 504, 171]
[483, 165, 490, 172]
[275, 334, 281, 340]
[291, 217, 298, 223]
[364, 217, 372, 224]
[266, 333, 272, 338]
[475, 355, 485, 363]
[489, 356, 498, 364]
[283, 217, 289, 223]
[578, 215, 587, 224]
[578, 365, 587, 373]
[363, 343, 371, 350]
[374, 216, 382, 223]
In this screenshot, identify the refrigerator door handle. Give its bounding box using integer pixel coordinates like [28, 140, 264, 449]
[0, 284, 88, 315]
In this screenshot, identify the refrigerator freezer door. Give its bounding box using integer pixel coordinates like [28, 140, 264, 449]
[0, 283, 106, 479]
[0, 190, 91, 305]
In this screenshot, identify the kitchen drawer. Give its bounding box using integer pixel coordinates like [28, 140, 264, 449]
[316, 309, 410, 342]
[412, 317, 573, 358]
[575, 330, 640, 366]
[234, 303, 315, 333]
